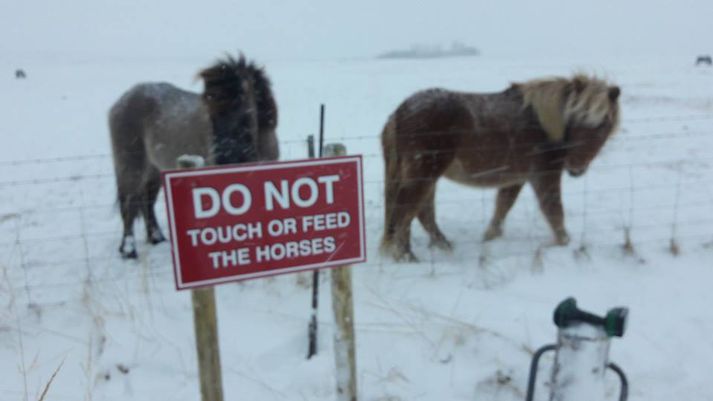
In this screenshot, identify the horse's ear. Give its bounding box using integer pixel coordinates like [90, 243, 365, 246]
[194, 70, 207, 84]
[197, 67, 213, 83]
[608, 86, 621, 102]
[572, 77, 586, 93]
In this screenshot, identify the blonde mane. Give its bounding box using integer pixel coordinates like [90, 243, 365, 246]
[518, 74, 620, 142]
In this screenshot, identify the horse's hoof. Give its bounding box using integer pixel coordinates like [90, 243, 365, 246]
[395, 251, 420, 263]
[120, 249, 138, 259]
[482, 226, 503, 242]
[554, 231, 570, 246]
[429, 237, 453, 252]
[148, 231, 166, 245]
[119, 236, 138, 259]
[380, 239, 420, 262]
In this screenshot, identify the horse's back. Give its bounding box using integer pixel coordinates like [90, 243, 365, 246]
[387, 89, 473, 147]
[395, 89, 470, 123]
[110, 82, 178, 122]
[386, 87, 542, 187]
[109, 82, 212, 170]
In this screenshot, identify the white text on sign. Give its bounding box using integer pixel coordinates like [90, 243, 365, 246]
[192, 175, 341, 218]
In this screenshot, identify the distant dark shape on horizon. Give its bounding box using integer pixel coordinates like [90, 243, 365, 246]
[695, 55, 712, 66]
[378, 41, 479, 60]
[15, 69, 26, 79]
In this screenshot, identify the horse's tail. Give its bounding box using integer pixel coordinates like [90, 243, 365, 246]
[380, 114, 400, 251]
[108, 87, 152, 204]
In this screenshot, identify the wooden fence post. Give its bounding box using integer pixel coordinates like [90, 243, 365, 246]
[177, 155, 224, 401]
[323, 144, 357, 401]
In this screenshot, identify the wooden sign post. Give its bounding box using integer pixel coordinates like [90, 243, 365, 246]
[177, 155, 224, 401]
[192, 287, 223, 401]
[324, 144, 357, 401]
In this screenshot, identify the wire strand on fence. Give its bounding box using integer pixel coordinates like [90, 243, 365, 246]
[5, 230, 713, 294]
[2, 153, 711, 189]
[5, 202, 712, 249]
[1, 112, 712, 167]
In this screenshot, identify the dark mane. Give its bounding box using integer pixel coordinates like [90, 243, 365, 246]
[199, 54, 273, 113]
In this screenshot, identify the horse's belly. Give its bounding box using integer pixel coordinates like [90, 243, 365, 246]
[443, 159, 525, 188]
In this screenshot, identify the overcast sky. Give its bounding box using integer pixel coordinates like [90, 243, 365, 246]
[2, 0, 713, 62]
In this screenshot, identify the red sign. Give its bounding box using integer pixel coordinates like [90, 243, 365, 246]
[162, 156, 366, 290]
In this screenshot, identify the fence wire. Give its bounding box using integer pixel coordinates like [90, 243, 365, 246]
[1, 113, 713, 295]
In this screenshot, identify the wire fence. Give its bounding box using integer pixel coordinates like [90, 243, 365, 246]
[1, 112, 713, 295]
[1, 112, 712, 167]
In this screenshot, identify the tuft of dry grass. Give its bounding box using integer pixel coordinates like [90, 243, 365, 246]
[478, 251, 489, 269]
[531, 246, 544, 272]
[38, 360, 64, 401]
[669, 238, 680, 256]
[622, 227, 636, 256]
[574, 244, 590, 261]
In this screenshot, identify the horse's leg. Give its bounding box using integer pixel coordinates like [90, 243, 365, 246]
[380, 119, 403, 258]
[530, 173, 569, 245]
[386, 178, 438, 262]
[483, 183, 524, 241]
[380, 174, 398, 254]
[381, 148, 437, 262]
[115, 160, 145, 259]
[141, 167, 165, 244]
[381, 170, 401, 251]
[118, 190, 141, 259]
[380, 101, 465, 261]
[386, 151, 455, 262]
[417, 186, 452, 251]
[381, 172, 414, 261]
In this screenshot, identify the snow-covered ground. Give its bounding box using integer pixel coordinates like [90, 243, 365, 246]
[1, 54, 712, 401]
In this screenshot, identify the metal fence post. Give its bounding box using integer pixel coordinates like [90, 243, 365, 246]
[307, 134, 319, 360]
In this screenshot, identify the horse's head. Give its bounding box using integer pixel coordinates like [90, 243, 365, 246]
[562, 77, 620, 177]
[199, 55, 266, 165]
[522, 74, 620, 177]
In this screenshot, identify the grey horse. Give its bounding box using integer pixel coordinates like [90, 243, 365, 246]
[109, 55, 279, 258]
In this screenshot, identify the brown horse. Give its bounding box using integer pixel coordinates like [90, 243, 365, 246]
[109, 55, 279, 258]
[381, 74, 620, 261]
